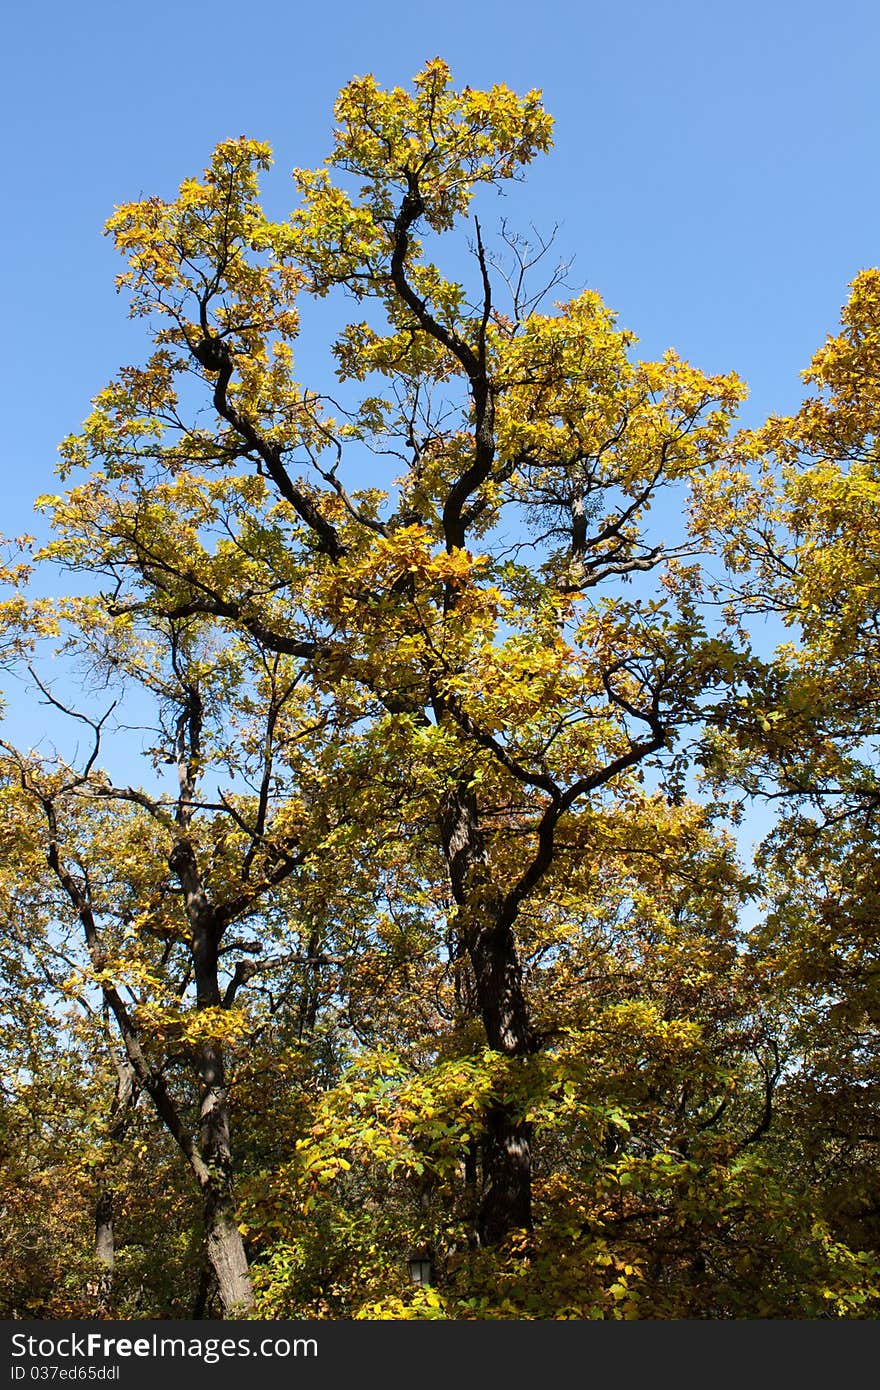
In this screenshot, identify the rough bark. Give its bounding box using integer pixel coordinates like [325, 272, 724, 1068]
[94, 1189, 115, 1268]
[169, 729, 254, 1317]
[92, 1057, 135, 1313]
[193, 1028, 253, 1315]
[479, 1109, 533, 1245]
[439, 785, 537, 1244]
[185, 886, 253, 1315]
[93, 1188, 115, 1311]
[203, 1183, 253, 1317]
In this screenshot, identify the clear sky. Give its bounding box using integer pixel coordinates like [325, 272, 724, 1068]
[3, 0, 878, 540]
[2, 0, 877, 861]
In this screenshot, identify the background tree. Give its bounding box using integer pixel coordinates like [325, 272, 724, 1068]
[0, 601, 394, 1314]
[692, 267, 880, 1298]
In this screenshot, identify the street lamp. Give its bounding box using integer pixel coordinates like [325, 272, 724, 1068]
[407, 1247, 434, 1285]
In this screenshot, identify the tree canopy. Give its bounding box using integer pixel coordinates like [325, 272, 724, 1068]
[1, 60, 878, 1320]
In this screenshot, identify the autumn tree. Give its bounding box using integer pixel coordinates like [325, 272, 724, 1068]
[8, 60, 879, 1320]
[690, 268, 880, 1283]
[17, 59, 750, 1256]
[0, 602, 399, 1314]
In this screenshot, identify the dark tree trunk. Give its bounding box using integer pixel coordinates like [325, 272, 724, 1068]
[479, 1108, 533, 1245]
[92, 1056, 136, 1314]
[469, 924, 536, 1243]
[168, 820, 254, 1317]
[439, 786, 537, 1246]
[191, 923, 253, 1316]
[192, 1262, 215, 1320]
[468, 917, 536, 1057]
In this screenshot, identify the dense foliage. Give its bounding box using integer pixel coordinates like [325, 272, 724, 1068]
[1, 61, 878, 1319]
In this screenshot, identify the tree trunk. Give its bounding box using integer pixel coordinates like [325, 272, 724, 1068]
[439, 786, 537, 1246]
[479, 1107, 533, 1245]
[170, 824, 255, 1317]
[93, 1187, 115, 1311]
[469, 925, 536, 1243]
[92, 1056, 136, 1315]
[194, 1032, 253, 1314]
[203, 1183, 253, 1316]
[192, 1262, 215, 1320]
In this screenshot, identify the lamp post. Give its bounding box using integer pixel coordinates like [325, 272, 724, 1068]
[407, 1247, 434, 1286]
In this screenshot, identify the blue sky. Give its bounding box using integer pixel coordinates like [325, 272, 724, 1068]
[3, 0, 878, 548]
[1, 0, 877, 855]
